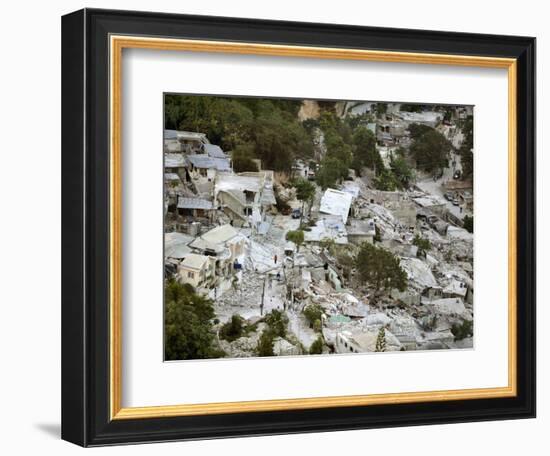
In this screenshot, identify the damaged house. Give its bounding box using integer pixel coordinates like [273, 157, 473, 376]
[177, 253, 216, 291]
[165, 130, 209, 154]
[189, 224, 247, 296]
[346, 218, 376, 245]
[214, 172, 276, 229]
[176, 197, 215, 219]
[186, 154, 232, 180]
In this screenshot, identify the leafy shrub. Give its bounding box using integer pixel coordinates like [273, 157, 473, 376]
[219, 314, 245, 342]
[412, 235, 431, 252]
[303, 304, 324, 328]
[451, 320, 473, 341]
[256, 330, 275, 357]
[265, 309, 288, 338]
[309, 336, 324, 355]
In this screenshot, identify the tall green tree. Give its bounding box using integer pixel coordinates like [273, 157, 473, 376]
[231, 143, 259, 173]
[286, 230, 305, 252]
[408, 123, 433, 140]
[375, 327, 387, 352]
[164, 280, 224, 361]
[376, 102, 387, 115]
[352, 125, 381, 173]
[373, 168, 399, 191]
[316, 156, 347, 189]
[399, 103, 423, 113]
[409, 126, 452, 174]
[463, 215, 474, 233]
[309, 336, 324, 355]
[390, 156, 413, 188]
[355, 243, 407, 300]
[256, 331, 275, 357]
[292, 178, 316, 221]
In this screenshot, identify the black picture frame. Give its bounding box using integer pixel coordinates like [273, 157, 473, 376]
[62, 8, 536, 447]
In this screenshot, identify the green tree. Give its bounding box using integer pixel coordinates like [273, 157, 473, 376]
[463, 215, 474, 233]
[231, 144, 259, 173]
[251, 103, 314, 172]
[309, 336, 324, 355]
[292, 178, 316, 221]
[376, 102, 387, 115]
[399, 103, 424, 113]
[356, 243, 407, 300]
[336, 250, 355, 282]
[409, 126, 452, 174]
[232, 155, 259, 173]
[256, 330, 275, 356]
[390, 156, 413, 188]
[375, 327, 387, 352]
[324, 129, 353, 168]
[451, 320, 473, 341]
[303, 303, 324, 328]
[316, 156, 347, 189]
[219, 314, 245, 342]
[286, 230, 305, 252]
[265, 309, 288, 338]
[164, 280, 224, 360]
[412, 235, 431, 252]
[408, 123, 433, 140]
[374, 168, 399, 191]
[352, 125, 382, 173]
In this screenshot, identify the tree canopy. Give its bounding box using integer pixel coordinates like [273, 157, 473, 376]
[390, 156, 413, 188]
[286, 230, 305, 251]
[231, 143, 259, 173]
[164, 280, 224, 361]
[355, 242, 407, 295]
[408, 124, 452, 174]
[351, 125, 382, 173]
[292, 178, 316, 219]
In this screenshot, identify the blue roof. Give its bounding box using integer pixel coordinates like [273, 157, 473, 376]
[187, 154, 231, 171]
[204, 144, 227, 159]
[164, 129, 178, 140]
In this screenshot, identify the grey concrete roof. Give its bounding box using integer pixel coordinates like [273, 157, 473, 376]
[187, 154, 231, 171]
[165, 153, 186, 168]
[177, 197, 213, 210]
[204, 144, 227, 159]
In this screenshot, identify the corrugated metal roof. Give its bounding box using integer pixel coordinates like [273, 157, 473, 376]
[177, 197, 213, 210]
[164, 129, 178, 140]
[200, 224, 240, 244]
[320, 189, 353, 224]
[215, 174, 262, 193]
[204, 144, 227, 159]
[187, 154, 231, 171]
[165, 153, 185, 168]
[164, 173, 181, 181]
[180, 253, 209, 270]
[165, 232, 195, 259]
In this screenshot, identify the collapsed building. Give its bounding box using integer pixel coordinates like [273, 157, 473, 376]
[214, 172, 276, 231]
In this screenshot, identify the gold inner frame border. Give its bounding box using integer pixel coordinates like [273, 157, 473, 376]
[109, 35, 517, 420]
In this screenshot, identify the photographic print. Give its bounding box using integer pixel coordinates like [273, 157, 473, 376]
[163, 95, 474, 361]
